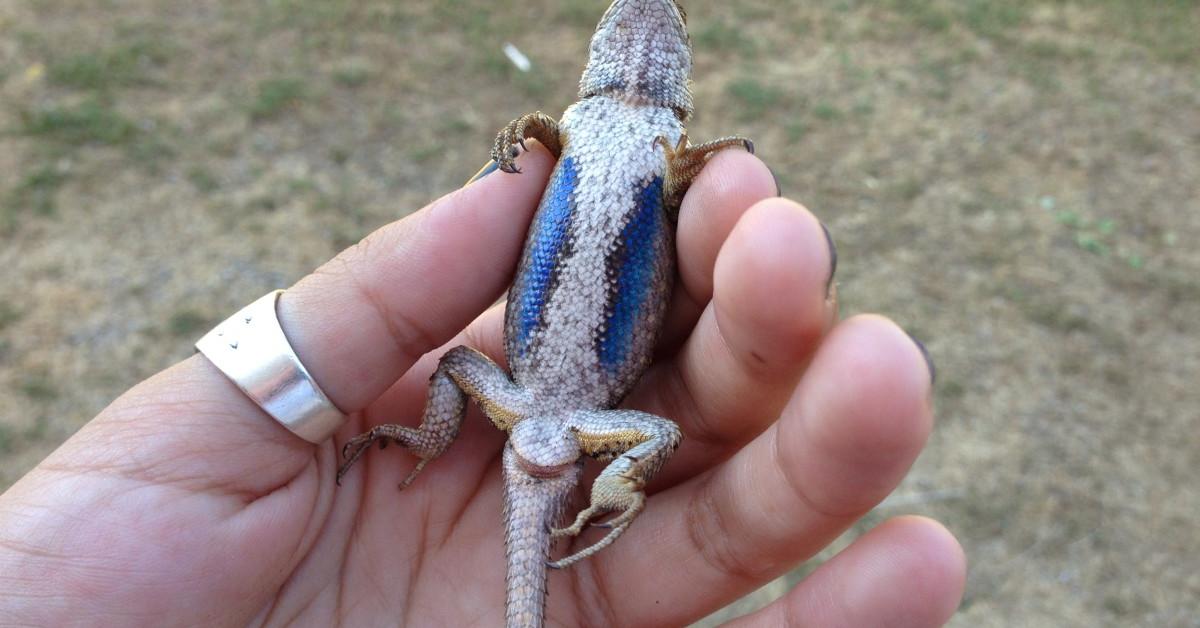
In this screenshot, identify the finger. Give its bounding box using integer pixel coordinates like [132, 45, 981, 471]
[70, 147, 555, 492]
[573, 315, 935, 626]
[722, 517, 965, 628]
[628, 197, 837, 484]
[660, 149, 778, 350]
[279, 146, 555, 414]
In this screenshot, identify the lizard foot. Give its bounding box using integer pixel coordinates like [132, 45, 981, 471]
[336, 347, 524, 490]
[336, 424, 431, 489]
[547, 473, 646, 569]
[491, 111, 562, 173]
[655, 132, 754, 214]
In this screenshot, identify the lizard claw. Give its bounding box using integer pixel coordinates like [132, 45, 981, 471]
[337, 430, 383, 484]
[335, 424, 426, 488]
[547, 506, 641, 570]
[489, 111, 563, 176]
[495, 144, 523, 174]
[548, 480, 647, 568]
[550, 505, 601, 539]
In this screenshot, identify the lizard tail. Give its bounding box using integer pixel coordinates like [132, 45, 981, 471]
[502, 443, 582, 628]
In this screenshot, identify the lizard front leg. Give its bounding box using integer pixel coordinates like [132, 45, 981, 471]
[656, 133, 754, 214]
[548, 409, 683, 569]
[337, 346, 530, 488]
[492, 112, 563, 173]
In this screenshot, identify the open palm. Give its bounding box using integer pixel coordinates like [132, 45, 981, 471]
[0, 147, 963, 627]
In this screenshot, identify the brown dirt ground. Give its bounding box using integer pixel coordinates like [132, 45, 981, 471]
[1, 1, 1197, 626]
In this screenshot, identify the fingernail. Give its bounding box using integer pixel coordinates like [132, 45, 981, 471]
[465, 160, 499, 186]
[767, 165, 782, 197]
[905, 331, 937, 386]
[820, 221, 837, 299]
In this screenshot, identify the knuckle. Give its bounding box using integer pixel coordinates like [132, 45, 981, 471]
[684, 473, 772, 583]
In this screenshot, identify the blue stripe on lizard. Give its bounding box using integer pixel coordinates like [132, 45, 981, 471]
[514, 156, 578, 354]
[598, 175, 665, 370]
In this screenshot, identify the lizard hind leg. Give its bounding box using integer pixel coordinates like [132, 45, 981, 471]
[336, 346, 530, 488]
[656, 133, 755, 213]
[491, 111, 563, 174]
[547, 409, 683, 569]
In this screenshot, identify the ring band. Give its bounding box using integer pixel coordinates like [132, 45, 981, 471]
[196, 290, 345, 443]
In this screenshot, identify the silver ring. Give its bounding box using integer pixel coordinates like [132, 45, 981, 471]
[196, 290, 345, 443]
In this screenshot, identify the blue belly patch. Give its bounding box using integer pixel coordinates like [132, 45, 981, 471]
[598, 175, 665, 370]
[514, 156, 578, 354]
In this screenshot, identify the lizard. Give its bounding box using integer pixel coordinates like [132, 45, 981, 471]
[336, 1, 752, 625]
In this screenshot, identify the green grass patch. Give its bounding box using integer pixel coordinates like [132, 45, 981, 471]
[962, 0, 1025, 40]
[432, 2, 497, 37]
[24, 415, 49, 443]
[187, 166, 220, 192]
[128, 134, 176, 170]
[6, 164, 68, 218]
[887, 0, 954, 33]
[0, 303, 22, 331]
[725, 77, 784, 121]
[47, 35, 172, 91]
[19, 374, 59, 402]
[249, 78, 306, 121]
[1024, 38, 1094, 63]
[1052, 208, 1139, 261]
[332, 58, 373, 88]
[812, 102, 843, 121]
[694, 20, 757, 58]
[167, 309, 211, 338]
[256, 0, 358, 33]
[1092, 0, 1199, 64]
[21, 99, 139, 145]
[558, 0, 600, 28]
[407, 143, 443, 164]
[891, 176, 925, 202]
[785, 120, 809, 143]
[0, 423, 14, 454]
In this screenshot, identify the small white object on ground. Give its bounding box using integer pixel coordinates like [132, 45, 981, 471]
[503, 43, 532, 72]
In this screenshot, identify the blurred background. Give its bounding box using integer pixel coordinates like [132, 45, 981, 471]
[1, 1, 1197, 625]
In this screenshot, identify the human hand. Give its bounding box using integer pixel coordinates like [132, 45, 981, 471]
[0, 145, 964, 626]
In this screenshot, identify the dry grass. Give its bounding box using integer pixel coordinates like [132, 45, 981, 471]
[1, 1, 1197, 625]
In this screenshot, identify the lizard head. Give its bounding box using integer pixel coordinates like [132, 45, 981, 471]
[579, 0, 694, 120]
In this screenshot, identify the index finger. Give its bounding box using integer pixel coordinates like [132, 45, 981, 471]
[64, 147, 555, 495]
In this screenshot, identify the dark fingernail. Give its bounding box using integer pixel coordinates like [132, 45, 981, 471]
[768, 165, 782, 196]
[905, 331, 937, 386]
[465, 160, 499, 185]
[820, 221, 837, 299]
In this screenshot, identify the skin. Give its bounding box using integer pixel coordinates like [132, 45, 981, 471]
[0, 146, 965, 627]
